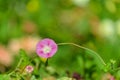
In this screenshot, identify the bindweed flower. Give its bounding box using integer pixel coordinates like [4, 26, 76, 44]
[25, 65, 34, 73]
[36, 38, 58, 58]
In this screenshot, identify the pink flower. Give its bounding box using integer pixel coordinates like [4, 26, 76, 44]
[36, 38, 58, 58]
[25, 65, 34, 73]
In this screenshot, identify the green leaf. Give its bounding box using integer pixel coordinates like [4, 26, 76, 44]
[19, 49, 29, 60]
[7, 49, 30, 77]
[19, 49, 30, 68]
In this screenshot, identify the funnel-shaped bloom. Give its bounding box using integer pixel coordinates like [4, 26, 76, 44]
[36, 38, 58, 58]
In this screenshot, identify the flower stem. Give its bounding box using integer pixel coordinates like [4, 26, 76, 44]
[45, 58, 48, 67]
[8, 58, 23, 76]
[58, 43, 106, 66]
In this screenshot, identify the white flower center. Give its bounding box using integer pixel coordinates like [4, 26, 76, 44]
[43, 46, 51, 54]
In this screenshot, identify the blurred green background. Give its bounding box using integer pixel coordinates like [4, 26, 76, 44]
[0, 0, 120, 79]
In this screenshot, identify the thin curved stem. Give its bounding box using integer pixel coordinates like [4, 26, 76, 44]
[8, 58, 23, 76]
[58, 43, 106, 66]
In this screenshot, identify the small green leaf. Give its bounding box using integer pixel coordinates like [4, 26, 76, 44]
[19, 49, 29, 60]
[19, 49, 30, 68]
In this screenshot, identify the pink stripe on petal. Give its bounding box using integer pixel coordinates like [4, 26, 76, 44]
[51, 45, 57, 49]
[39, 44, 44, 48]
[47, 41, 50, 46]
[47, 53, 53, 58]
[39, 51, 43, 54]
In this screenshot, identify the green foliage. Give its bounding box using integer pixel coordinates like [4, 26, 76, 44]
[19, 49, 30, 68]
[0, 75, 10, 80]
[0, 0, 120, 79]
